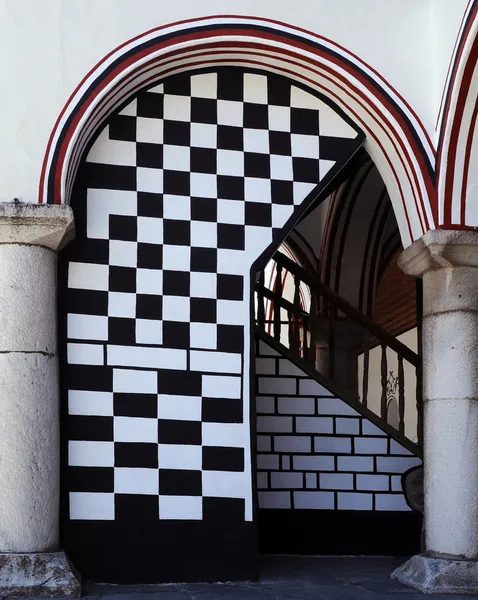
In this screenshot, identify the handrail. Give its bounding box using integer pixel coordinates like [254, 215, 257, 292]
[271, 251, 419, 367]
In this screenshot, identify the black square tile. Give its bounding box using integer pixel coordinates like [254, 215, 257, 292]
[68, 467, 113, 493]
[109, 214, 137, 241]
[159, 469, 202, 496]
[109, 266, 136, 293]
[217, 125, 243, 151]
[245, 202, 272, 227]
[271, 180, 294, 204]
[191, 197, 217, 222]
[217, 68, 243, 102]
[291, 107, 319, 135]
[318, 135, 359, 163]
[137, 243, 163, 269]
[202, 497, 245, 522]
[116, 494, 159, 521]
[109, 115, 136, 142]
[163, 120, 191, 146]
[269, 131, 291, 155]
[137, 91, 164, 119]
[163, 271, 190, 296]
[293, 157, 320, 184]
[137, 192, 163, 218]
[115, 442, 158, 468]
[190, 247, 217, 272]
[108, 317, 136, 345]
[158, 420, 202, 445]
[158, 370, 201, 396]
[163, 75, 191, 96]
[113, 394, 158, 418]
[137, 142, 163, 169]
[217, 324, 244, 353]
[68, 415, 113, 441]
[217, 175, 244, 200]
[163, 170, 190, 196]
[190, 298, 216, 323]
[136, 294, 162, 320]
[202, 397, 243, 423]
[163, 219, 191, 245]
[267, 76, 291, 107]
[84, 163, 136, 191]
[67, 289, 108, 316]
[202, 447, 244, 472]
[244, 103, 268, 129]
[66, 365, 112, 392]
[191, 97, 217, 124]
[162, 321, 190, 349]
[217, 224, 245, 250]
[191, 147, 217, 174]
[244, 153, 270, 179]
[217, 274, 244, 300]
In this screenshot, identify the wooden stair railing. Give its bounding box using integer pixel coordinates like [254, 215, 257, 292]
[255, 251, 423, 456]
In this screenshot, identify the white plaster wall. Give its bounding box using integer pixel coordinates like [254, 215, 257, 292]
[0, 0, 466, 205]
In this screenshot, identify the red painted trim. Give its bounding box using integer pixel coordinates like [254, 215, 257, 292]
[459, 94, 478, 223]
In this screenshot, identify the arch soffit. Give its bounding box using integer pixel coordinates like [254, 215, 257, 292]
[39, 15, 435, 248]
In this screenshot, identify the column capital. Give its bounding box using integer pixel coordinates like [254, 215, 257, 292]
[398, 229, 478, 277]
[0, 202, 74, 251]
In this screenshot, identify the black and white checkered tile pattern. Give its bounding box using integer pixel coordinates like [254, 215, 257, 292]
[64, 68, 362, 522]
[255, 340, 422, 511]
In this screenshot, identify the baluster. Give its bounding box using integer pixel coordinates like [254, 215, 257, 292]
[328, 301, 336, 381]
[380, 344, 388, 421]
[362, 349, 369, 407]
[398, 354, 405, 436]
[416, 363, 423, 446]
[274, 262, 283, 343]
[257, 270, 265, 331]
[308, 289, 318, 368]
[287, 309, 293, 349]
[292, 274, 301, 354]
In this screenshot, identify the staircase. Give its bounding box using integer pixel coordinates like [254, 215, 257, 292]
[255, 251, 422, 457]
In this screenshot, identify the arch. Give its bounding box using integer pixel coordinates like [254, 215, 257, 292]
[437, 0, 478, 228]
[39, 15, 435, 247]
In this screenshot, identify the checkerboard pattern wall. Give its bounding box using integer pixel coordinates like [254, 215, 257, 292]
[256, 339, 422, 511]
[63, 68, 363, 524]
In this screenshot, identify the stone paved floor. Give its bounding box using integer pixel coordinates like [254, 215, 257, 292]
[71, 556, 470, 600]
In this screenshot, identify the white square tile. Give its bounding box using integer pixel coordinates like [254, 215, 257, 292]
[291, 134, 320, 159]
[159, 496, 202, 520]
[217, 149, 244, 177]
[268, 105, 290, 132]
[191, 72, 217, 98]
[217, 199, 245, 224]
[163, 94, 191, 122]
[114, 416, 158, 443]
[157, 394, 202, 421]
[243, 129, 269, 154]
[162, 245, 190, 271]
[148, 83, 164, 94]
[67, 343, 104, 366]
[163, 145, 190, 172]
[162, 295, 190, 322]
[190, 272, 217, 299]
[109, 240, 137, 268]
[137, 167, 164, 193]
[68, 262, 109, 291]
[272, 204, 293, 228]
[202, 375, 242, 399]
[136, 268, 163, 295]
[202, 422, 247, 447]
[244, 178, 272, 203]
[190, 172, 217, 198]
[320, 159, 335, 179]
[202, 470, 246, 499]
[290, 86, 322, 110]
[217, 100, 243, 127]
[137, 116, 163, 144]
[216, 300, 245, 325]
[244, 73, 268, 104]
[190, 351, 241, 374]
[190, 322, 217, 349]
[163, 194, 191, 220]
[67, 314, 108, 341]
[69, 492, 114, 520]
[137, 216, 163, 244]
[119, 99, 137, 117]
[136, 319, 163, 345]
[68, 390, 113, 417]
[108, 345, 186, 370]
[69, 441, 114, 467]
[293, 181, 316, 204]
[86, 188, 137, 240]
[113, 368, 158, 394]
[158, 444, 202, 470]
[115, 468, 159, 495]
[270, 155, 293, 180]
[190, 123, 217, 148]
[217, 249, 248, 274]
[190, 220, 217, 248]
[108, 292, 136, 318]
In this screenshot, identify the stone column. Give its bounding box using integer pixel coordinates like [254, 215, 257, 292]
[392, 230, 478, 594]
[0, 203, 80, 597]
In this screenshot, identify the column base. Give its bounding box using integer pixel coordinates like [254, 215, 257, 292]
[0, 552, 81, 597]
[392, 554, 478, 594]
